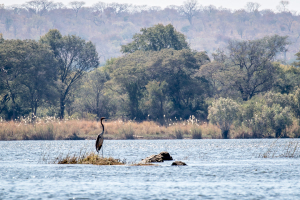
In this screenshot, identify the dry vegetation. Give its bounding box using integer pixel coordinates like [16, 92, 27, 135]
[1, 116, 300, 140]
[0, 116, 222, 140]
[259, 140, 300, 158]
[55, 152, 125, 165]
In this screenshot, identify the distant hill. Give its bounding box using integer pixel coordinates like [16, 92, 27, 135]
[0, 1, 299, 63]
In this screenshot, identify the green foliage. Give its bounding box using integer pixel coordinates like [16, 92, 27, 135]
[121, 24, 189, 53]
[146, 49, 210, 119]
[0, 39, 57, 119]
[208, 98, 241, 139]
[74, 68, 111, 120]
[108, 48, 210, 120]
[242, 92, 293, 138]
[290, 88, 300, 119]
[211, 35, 289, 101]
[0, 33, 3, 43]
[40, 30, 99, 119]
[145, 81, 168, 121]
[2, 20, 300, 140]
[294, 51, 300, 67]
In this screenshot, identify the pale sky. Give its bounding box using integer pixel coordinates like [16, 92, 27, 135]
[2, 0, 300, 12]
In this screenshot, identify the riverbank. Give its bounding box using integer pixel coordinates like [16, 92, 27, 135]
[0, 117, 299, 140]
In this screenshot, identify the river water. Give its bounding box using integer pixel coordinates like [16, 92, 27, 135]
[0, 139, 299, 199]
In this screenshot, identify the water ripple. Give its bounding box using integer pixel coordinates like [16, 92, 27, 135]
[0, 139, 299, 199]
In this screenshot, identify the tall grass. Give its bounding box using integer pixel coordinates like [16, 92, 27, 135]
[191, 127, 202, 139]
[175, 129, 183, 139]
[1, 115, 299, 140]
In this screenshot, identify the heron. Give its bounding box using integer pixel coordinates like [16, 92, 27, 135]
[95, 117, 106, 157]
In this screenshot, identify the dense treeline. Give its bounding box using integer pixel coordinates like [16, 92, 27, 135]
[0, 0, 300, 64]
[1, 23, 300, 138]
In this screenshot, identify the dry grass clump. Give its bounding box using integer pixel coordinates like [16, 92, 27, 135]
[56, 152, 125, 165]
[54, 152, 158, 166]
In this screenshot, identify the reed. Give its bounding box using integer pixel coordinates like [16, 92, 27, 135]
[191, 127, 202, 139]
[175, 129, 183, 139]
[1, 115, 298, 140]
[259, 139, 300, 158]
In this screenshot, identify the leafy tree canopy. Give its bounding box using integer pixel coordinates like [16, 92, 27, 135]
[121, 24, 189, 53]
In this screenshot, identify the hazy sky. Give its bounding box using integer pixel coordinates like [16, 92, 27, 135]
[2, 0, 300, 12]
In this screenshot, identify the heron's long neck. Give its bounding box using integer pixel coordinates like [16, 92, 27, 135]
[101, 120, 104, 134]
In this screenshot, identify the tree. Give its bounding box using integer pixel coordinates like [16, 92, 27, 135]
[77, 68, 110, 120]
[40, 29, 99, 119]
[208, 98, 240, 139]
[179, 0, 200, 25]
[121, 24, 189, 53]
[290, 88, 300, 119]
[213, 35, 289, 101]
[147, 49, 210, 119]
[23, 0, 55, 16]
[108, 51, 149, 120]
[294, 50, 300, 67]
[277, 0, 289, 12]
[0, 39, 57, 119]
[145, 80, 168, 122]
[109, 3, 131, 15]
[242, 93, 293, 138]
[69, 1, 85, 17]
[0, 39, 32, 119]
[20, 41, 57, 119]
[245, 2, 261, 13]
[92, 1, 107, 13]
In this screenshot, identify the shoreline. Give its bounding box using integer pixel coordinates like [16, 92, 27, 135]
[0, 119, 299, 141]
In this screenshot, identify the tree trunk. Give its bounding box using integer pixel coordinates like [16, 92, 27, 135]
[222, 129, 229, 139]
[11, 94, 16, 120]
[275, 129, 282, 138]
[96, 92, 100, 121]
[60, 96, 65, 119]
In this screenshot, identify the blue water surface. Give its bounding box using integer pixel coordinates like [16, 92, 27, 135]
[0, 139, 299, 199]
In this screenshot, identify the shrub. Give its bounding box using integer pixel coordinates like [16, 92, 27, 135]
[243, 103, 293, 138]
[208, 98, 240, 139]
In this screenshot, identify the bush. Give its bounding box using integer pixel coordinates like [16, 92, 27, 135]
[242, 97, 293, 138]
[208, 98, 240, 139]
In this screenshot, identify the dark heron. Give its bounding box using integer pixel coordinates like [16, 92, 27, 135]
[95, 117, 106, 157]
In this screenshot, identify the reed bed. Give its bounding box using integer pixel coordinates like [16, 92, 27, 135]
[1, 115, 299, 140]
[0, 116, 222, 140]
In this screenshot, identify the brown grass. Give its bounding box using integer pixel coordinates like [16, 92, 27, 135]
[1, 116, 299, 140]
[55, 152, 125, 165]
[0, 117, 223, 140]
